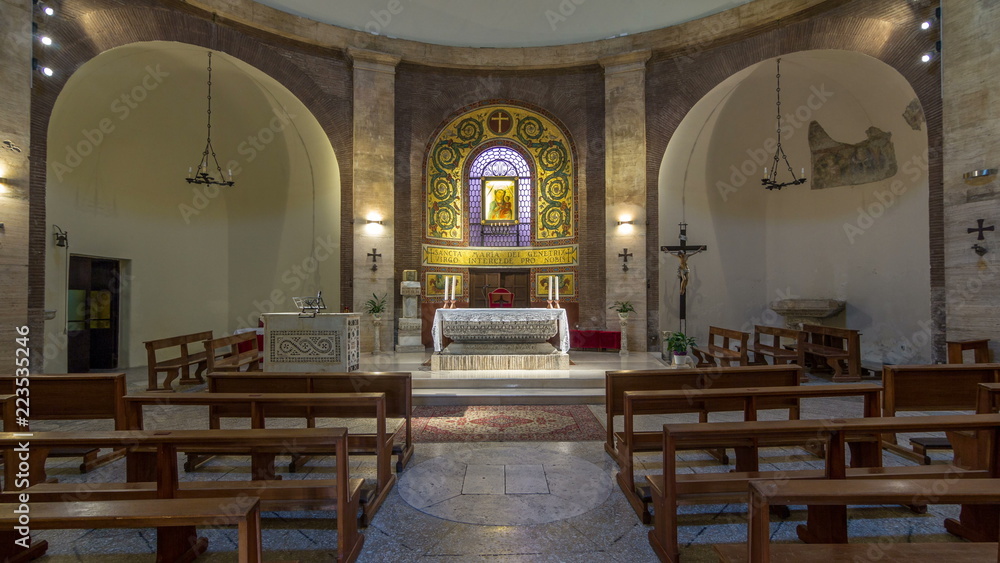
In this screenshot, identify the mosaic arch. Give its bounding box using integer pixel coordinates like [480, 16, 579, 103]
[425, 103, 575, 242]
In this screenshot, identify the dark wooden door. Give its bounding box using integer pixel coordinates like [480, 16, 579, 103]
[469, 270, 529, 308]
[67, 256, 121, 372]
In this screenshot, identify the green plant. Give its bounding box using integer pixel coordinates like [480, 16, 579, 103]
[664, 331, 697, 354]
[609, 301, 635, 314]
[362, 293, 387, 315]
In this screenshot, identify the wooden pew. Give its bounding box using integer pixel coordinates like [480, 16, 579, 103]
[747, 325, 806, 381]
[143, 330, 214, 391]
[604, 365, 802, 465]
[715, 479, 1000, 563]
[0, 427, 365, 563]
[690, 326, 750, 367]
[125, 391, 394, 525]
[0, 497, 264, 563]
[204, 332, 263, 373]
[882, 363, 1000, 463]
[207, 371, 414, 473]
[618, 383, 881, 523]
[0, 374, 126, 472]
[1, 394, 13, 431]
[645, 413, 1000, 563]
[799, 324, 861, 382]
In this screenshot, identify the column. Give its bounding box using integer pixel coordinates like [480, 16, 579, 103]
[600, 50, 651, 353]
[349, 48, 401, 353]
[0, 0, 32, 368]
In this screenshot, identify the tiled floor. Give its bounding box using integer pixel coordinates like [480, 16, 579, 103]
[20, 354, 970, 562]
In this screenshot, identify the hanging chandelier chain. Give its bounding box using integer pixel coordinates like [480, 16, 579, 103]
[186, 50, 234, 187]
[762, 57, 807, 191]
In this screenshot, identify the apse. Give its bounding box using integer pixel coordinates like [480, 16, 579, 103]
[43, 41, 340, 371]
[659, 49, 931, 364]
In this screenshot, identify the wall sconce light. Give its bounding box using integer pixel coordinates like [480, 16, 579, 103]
[964, 169, 998, 186]
[616, 219, 634, 226]
[366, 218, 383, 225]
[53, 224, 68, 247]
[973, 244, 988, 257]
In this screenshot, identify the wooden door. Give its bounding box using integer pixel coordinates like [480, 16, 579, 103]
[67, 256, 121, 372]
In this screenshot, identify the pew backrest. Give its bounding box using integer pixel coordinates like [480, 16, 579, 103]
[883, 363, 1000, 414]
[0, 374, 126, 427]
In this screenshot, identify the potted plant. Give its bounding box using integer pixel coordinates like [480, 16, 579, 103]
[664, 331, 697, 366]
[609, 301, 635, 320]
[362, 293, 387, 320]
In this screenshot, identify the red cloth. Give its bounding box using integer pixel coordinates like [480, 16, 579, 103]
[570, 330, 621, 350]
[488, 288, 514, 308]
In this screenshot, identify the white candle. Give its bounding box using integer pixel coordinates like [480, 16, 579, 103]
[452, 276, 458, 301]
[443, 276, 450, 301]
[548, 276, 553, 301]
[555, 276, 559, 301]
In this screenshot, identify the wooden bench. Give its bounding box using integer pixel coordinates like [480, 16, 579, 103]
[715, 479, 1000, 563]
[883, 363, 1000, 464]
[690, 326, 749, 367]
[125, 391, 395, 525]
[645, 413, 1000, 563]
[605, 365, 802, 466]
[144, 330, 214, 391]
[205, 332, 263, 373]
[799, 324, 862, 382]
[618, 383, 881, 523]
[0, 374, 126, 473]
[0, 427, 364, 562]
[0, 497, 264, 563]
[208, 371, 414, 473]
[747, 325, 806, 381]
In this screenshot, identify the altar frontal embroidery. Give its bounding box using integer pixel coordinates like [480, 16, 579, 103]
[422, 244, 578, 268]
[426, 104, 574, 241]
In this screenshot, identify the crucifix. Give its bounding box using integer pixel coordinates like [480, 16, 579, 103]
[367, 248, 382, 272]
[618, 248, 633, 272]
[968, 219, 995, 241]
[661, 223, 707, 332]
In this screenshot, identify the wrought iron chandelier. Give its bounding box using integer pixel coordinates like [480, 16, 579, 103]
[761, 58, 807, 191]
[186, 51, 234, 187]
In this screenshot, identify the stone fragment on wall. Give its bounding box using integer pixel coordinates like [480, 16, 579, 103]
[809, 121, 898, 189]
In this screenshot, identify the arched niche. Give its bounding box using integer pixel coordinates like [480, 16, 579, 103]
[659, 49, 931, 364]
[44, 41, 340, 371]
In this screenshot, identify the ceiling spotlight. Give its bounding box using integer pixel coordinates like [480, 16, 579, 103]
[39, 35, 52, 46]
[921, 20, 931, 30]
[921, 53, 932, 63]
[33, 0, 54, 15]
[32, 58, 53, 76]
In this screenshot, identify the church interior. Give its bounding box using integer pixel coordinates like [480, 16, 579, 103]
[2, 0, 1000, 561]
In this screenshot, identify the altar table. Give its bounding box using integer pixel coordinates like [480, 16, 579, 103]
[432, 308, 570, 353]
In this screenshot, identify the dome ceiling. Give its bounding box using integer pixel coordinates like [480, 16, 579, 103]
[255, 0, 754, 47]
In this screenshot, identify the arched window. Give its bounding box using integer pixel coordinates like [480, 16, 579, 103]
[468, 145, 532, 246]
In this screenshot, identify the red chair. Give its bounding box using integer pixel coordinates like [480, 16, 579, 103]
[488, 288, 514, 308]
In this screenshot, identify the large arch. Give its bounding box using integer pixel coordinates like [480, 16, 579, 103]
[658, 49, 931, 364]
[42, 41, 340, 371]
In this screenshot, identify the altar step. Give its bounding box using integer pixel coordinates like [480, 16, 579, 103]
[412, 376, 604, 406]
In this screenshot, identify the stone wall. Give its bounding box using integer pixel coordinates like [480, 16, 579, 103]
[0, 0, 31, 369]
[942, 0, 1000, 359]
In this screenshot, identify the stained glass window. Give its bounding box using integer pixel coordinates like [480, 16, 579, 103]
[468, 146, 532, 246]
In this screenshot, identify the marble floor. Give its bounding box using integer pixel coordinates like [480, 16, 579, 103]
[19, 353, 971, 562]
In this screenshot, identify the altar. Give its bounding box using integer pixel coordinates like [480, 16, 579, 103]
[431, 308, 570, 370]
[262, 312, 361, 372]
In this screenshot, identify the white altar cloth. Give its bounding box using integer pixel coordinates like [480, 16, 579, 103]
[432, 308, 570, 353]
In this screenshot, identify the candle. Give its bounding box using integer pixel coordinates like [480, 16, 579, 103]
[801, 167, 805, 176]
[763, 167, 768, 177]
[555, 276, 559, 301]
[548, 276, 553, 301]
[443, 276, 450, 302]
[452, 276, 458, 301]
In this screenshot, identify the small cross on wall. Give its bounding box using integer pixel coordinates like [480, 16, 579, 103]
[367, 248, 382, 272]
[968, 219, 995, 241]
[618, 248, 633, 272]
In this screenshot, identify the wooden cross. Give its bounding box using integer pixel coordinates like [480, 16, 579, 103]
[968, 219, 995, 241]
[367, 248, 382, 271]
[661, 223, 708, 332]
[619, 248, 633, 272]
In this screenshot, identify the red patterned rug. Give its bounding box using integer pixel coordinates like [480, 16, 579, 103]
[411, 405, 605, 443]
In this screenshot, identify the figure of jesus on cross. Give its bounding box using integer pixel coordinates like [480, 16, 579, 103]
[661, 223, 708, 330]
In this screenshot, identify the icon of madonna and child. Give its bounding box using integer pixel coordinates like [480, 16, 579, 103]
[483, 178, 518, 223]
